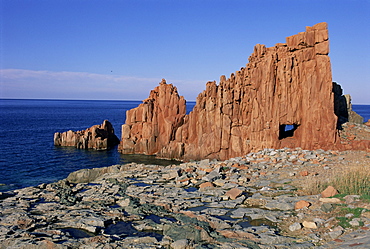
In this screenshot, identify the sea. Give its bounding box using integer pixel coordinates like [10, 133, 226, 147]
[0, 99, 369, 192]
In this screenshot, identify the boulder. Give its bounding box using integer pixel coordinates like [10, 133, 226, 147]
[54, 120, 120, 150]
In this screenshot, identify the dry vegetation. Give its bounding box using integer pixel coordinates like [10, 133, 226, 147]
[302, 164, 370, 198]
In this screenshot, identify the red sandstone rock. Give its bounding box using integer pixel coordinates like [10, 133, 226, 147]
[295, 200, 311, 210]
[225, 188, 243, 200]
[119, 23, 370, 161]
[199, 182, 214, 188]
[54, 120, 120, 150]
[300, 171, 309, 177]
[118, 79, 186, 158]
[365, 119, 370, 127]
[321, 186, 339, 198]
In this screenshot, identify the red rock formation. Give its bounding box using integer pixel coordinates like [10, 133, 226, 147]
[54, 120, 120, 150]
[119, 79, 186, 157]
[119, 23, 370, 160]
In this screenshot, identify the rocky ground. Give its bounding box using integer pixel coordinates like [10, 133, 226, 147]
[1, 125, 370, 249]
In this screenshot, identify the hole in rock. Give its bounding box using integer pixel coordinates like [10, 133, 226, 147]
[279, 124, 299, 140]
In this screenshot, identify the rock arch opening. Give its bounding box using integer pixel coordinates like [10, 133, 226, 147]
[279, 124, 299, 140]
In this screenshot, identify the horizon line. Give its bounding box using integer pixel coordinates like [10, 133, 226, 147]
[0, 97, 199, 102]
[0, 97, 368, 105]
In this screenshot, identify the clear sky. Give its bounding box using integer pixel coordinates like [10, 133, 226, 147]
[1, 0, 369, 103]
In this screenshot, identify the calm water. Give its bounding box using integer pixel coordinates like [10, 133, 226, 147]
[0, 99, 369, 192]
[353, 105, 370, 122]
[0, 99, 196, 192]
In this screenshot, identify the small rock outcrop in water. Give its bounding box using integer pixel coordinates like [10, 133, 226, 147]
[54, 120, 120, 150]
[119, 22, 370, 160]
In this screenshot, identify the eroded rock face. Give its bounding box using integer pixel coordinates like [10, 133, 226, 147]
[54, 120, 120, 150]
[119, 23, 369, 160]
[119, 79, 187, 158]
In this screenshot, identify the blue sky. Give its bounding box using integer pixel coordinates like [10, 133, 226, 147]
[1, 0, 369, 103]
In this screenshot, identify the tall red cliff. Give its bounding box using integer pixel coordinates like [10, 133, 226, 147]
[119, 23, 369, 161]
[119, 79, 187, 157]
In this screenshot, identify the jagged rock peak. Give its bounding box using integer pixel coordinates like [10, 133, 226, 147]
[54, 120, 120, 150]
[118, 80, 186, 157]
[119, 23, 370, 161]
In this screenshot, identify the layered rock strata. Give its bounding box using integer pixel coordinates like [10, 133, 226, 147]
[119, 23, 369, 160]
[54, 120, 120, 150]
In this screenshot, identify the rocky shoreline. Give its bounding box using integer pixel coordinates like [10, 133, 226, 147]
[1, 146, 369, 248]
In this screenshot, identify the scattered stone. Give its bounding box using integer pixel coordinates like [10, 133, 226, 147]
[295, 200, 311, 210]
[349, 219, 360, 227]
[199, 182, 214, 189]
[225, 188, 243, 200]
[1, 147, 370, 248]
[300, 171, 309, 176]
[319, 197, 341, 203]
[289, 222, 302, 232]
[327, 229, 343, 239]
[321, 203, 334, 213]
[344, 195, 360, 204]
[321, 186, 339, 198]
[171, 239, 191, 249]
[201, 168, 221, 182]
[117, 198, 130, 207]
[302, 221, 317, 229]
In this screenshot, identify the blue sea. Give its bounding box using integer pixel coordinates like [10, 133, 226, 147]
[0, 99, 369, 192]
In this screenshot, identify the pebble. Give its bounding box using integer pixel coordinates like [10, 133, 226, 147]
[319, 197, 341, 203]
[302, 221, 318, 229]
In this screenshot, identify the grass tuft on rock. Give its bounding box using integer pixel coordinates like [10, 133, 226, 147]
[301, 165, 369, 197]
[330, 166, 370, 196]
